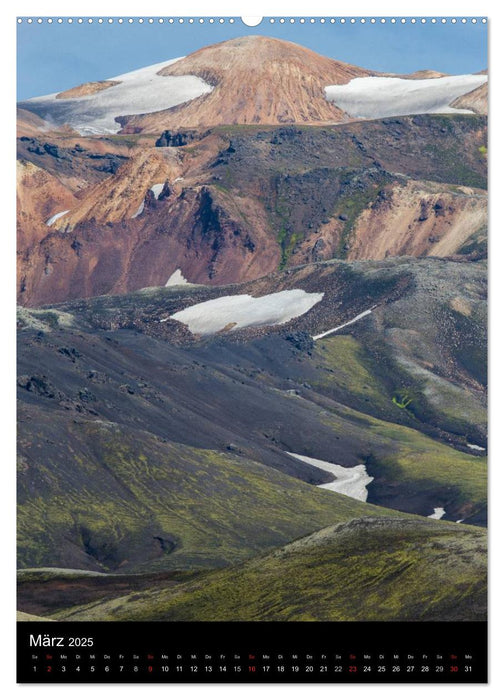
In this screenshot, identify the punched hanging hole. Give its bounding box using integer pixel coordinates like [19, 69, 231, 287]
[241, 17, 263, 27]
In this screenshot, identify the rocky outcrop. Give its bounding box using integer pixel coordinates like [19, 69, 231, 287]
[155, 129, 204, 147]
[17, 136, 128, 185]
[344, 180, 487, 260]
[17, 181, 278, 306]
[46, 150, 175, 229]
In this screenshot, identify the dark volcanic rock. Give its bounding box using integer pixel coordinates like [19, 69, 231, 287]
[155, 130, 202, 147]
[17, 136, 128, 182]
[18, 375, 58, 399]
[285, 331, 314, 354]
[58, 346, 81, 362]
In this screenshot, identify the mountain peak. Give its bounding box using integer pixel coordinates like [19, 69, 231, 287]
[159, 34, 367, 81]
[119, 36, 372, 132]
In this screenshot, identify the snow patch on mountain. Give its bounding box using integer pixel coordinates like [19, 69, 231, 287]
[46, 210, 70, 226]
[287, 452, 373, 502]
[165, 269, 189, 287]
[467, 443, 485, 452]
[325, 74, 488, 119]
[131, 201, 144, 219]
[150, 183, 165, 200]
[131, 183, 166, 219]
[313, 309, 373, 340]
[428, 507, 446, 520]
[20, 58, 213, 135]
[167, 289, 323, 335]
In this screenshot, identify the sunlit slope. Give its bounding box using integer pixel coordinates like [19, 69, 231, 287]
[17, 115, 487, 306]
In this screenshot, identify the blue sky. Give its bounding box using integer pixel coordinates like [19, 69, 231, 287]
[17, 17, 488, 100]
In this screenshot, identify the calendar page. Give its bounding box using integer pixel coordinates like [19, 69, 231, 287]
[16, 14, 488, 684]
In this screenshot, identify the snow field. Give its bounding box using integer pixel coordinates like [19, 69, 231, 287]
[23, 58, 213, 135]
[428, 507, 446, 520]
[131, 201, 144, 219]
[167, 289, 324, 335]
[131, 183, 167, 219]
[287, 452, 373, 502]
[325, 74, 488, 119]
[46, 210, 70, 226]
[150, 184, 165, 200]
[467, 443, 485, 452]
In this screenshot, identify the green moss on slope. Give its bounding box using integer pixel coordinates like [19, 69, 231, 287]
[319, 401, 486, 515]
[312, 335, 391, 412]
[17, 418, 399, 574]
[56, 517, 486, 622]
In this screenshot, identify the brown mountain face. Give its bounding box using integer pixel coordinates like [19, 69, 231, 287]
[56, 80, 121, 99]
[118, 36, 373, 132]
[50, 149, 178, 229]
[17, 114, 487, 307]
[292, 180, 487, 264]
[18, 184, 280, 306]
[348, 181, 487, 259]
[16, 108, 78, 139]
[406, 69, 447, 79]
[17, 160, 77, 251]
[450, 82, 488, 115]
[17, 108, 51, 138]
[381, 70, 448, 80]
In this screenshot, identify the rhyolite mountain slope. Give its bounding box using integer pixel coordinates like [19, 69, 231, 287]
[19, 37, 486, 135]
[16, 160, 77, 251]
[17, 115, 487, 306]
[16, 108, 55, 138]
[18, 36, 372, 135]
[450, 82, 488, 115]
[118, 36, 372, 132]
[56, 80, 122, 99]
[17, 37, 488, 307]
